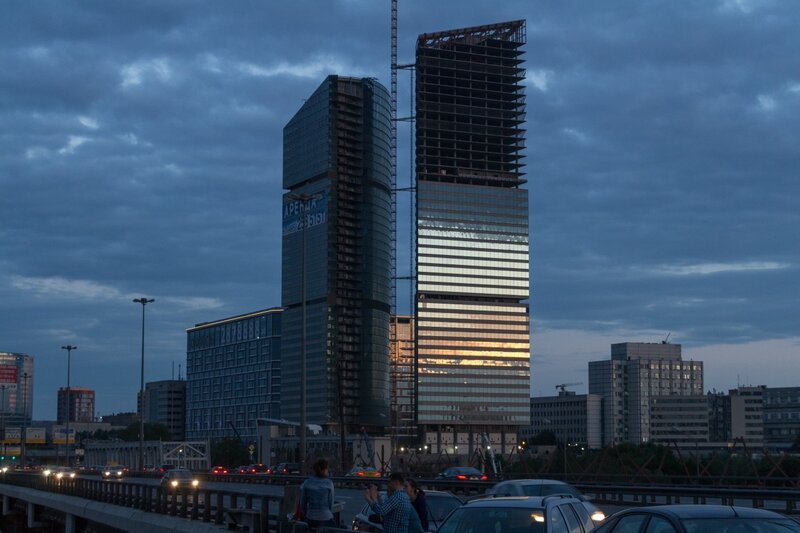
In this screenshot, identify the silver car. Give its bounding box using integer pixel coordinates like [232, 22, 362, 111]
[486, 479, 605, 523]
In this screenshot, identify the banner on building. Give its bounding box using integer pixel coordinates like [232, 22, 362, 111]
[2, 446, 21, 456]
[2, 427, 20, 444]
[25, 427, 46, 444]
[0, 365, 17, 384]
[52, 427, 76, 445]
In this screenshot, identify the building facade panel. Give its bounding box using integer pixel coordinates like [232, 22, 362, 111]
[0, 352, 33, 427]
[763, 386, 800, 449]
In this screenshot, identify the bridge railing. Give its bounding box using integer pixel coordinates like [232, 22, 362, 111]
[1, 472, 285, 530]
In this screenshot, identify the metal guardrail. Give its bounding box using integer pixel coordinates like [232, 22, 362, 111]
[0, 472, 284, 531]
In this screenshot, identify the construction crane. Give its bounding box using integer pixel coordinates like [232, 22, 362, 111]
[555, 382, 583, 393]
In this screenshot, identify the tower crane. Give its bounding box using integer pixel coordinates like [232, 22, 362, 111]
[555, 382, 583, 393]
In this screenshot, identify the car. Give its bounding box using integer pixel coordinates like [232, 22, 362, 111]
[272, 462, 301, 475]
[486, 479, 606, 523]
[158, 464, 176, 474]
[102, 465, 127, 479]
[210, 465, 229, 475]
[592, 505, 800, 533]
[435, 467, 488, 481]
[235, 465, 251, 475]
[44, 466, 77, 481]
[247, 463, 270, 474]
[346, 466, 382, 478]
[436, 495, 595, 533]
[352, 490, 463, 532]
[160, 468, 199, 490]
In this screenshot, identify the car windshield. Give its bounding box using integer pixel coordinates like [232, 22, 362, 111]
[428, 494, 462, 522]
[681, 518, 800, 533]
[172, 470, 192, 480]
[438, 507, 546, 533]
[522, 483, 583, 498]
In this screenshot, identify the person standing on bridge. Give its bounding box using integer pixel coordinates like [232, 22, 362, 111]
[405, 478, 429, 531]
[364, 473, 424, 533]
[300, 458, 336, 528]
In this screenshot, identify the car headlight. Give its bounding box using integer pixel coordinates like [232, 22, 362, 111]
[56, 473, 64, 479]
[1, 467, 8, 473]
[192, 480, 199, 487]
[44, 469, 52, 476]
[531, 513, 545, 523]
[70, 473, 76, 478]
[171, 480, 178, 487]
[591, 511, 606, 522]
[104, 471, 110, 476]
[117, 471, 123, 476]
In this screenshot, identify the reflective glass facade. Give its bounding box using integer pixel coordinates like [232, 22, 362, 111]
[185, 308, 281, 443]
[282, 76, 392, 431]
[415, 21, 531, 440]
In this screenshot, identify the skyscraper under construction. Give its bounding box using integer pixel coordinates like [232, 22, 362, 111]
[415, 21, 530, 455]
[282, 75, 393, 433]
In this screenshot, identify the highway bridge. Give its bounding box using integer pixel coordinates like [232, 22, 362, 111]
[1, 472, 799, 532]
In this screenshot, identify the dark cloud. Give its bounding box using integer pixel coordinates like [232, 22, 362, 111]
[1, 1, 798, 417]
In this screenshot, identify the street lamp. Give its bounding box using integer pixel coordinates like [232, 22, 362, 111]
[286, 193, 320, 475]
[133, 297, 154, 471]
[61, 345, 77, 466]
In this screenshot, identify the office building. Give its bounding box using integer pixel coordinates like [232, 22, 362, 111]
[708, 391, 732, 443]
[0, 352, 34, 427]
[143, 380, 186, 440]
[729, 386, 765, 448]
[649, 395, 710, 445]
[415, 20, 530, 455]
[390, 315, 416, 445]
[57, 387, 95, 423]
[528, 391, 603, 449]
[589, 342, 704, 444]
[763, 386, 800, 449]
[282, 76, 392, 432]
[186, 308, 282, 443]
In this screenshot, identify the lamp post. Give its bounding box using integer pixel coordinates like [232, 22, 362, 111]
[133, 298, 154, 471]
[21, 372, 28, 468]
[61, 345, 77, 466]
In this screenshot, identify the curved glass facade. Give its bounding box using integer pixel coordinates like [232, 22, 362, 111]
[282, 76, 392, 431]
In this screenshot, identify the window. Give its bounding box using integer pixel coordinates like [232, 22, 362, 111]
[557, 504, 584, 533]
[612, 515, 647, 533]
[645, 516, 678, 533]
[549, 507, 570, 533]
[570, 503, 594, 532]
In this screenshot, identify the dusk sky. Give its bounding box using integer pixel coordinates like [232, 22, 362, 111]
[2, 1, 798, 419]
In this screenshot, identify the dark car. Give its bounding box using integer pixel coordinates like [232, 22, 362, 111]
[273, 462, 301, 475]
[352, 490, 462, 532]
[247, 463, 270, 474]
[210, 465, 229, 475]
[436, 495, 595, 533]
[160, 468, 199, 490]
[158, 464, 175, 474]
[592, 505, 800, 533]
[435, 466, 488, 481]
[486, 479, 605, 523]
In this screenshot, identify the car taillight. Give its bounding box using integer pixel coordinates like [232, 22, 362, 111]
[456, 475, 467, 480]
[480, 475, 488, 481]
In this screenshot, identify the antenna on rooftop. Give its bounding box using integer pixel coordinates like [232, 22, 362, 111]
[662, 332, 671, 344]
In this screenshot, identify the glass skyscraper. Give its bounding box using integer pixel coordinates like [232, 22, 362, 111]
[185, 308, 282, 443]
[282, 75, 393, 432]
[415, 21, 531, 454]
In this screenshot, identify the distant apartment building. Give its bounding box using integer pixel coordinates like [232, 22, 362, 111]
[707, 391, 732, 442]
[143, 380, 186, 440]
[186, 308, 282, 443]
[649, 395, 710, 444]
[0, 351, 34, 427]
[528, 391, 603, 449]
[589, 342, 704, 444]
[57, 387, 95, 423]
[730, 386, 765, 448]
[763, 386, 800, 449]
[390, 315, 416, 445]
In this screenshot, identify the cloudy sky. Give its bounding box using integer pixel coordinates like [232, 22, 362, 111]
[2, 1, 798, 419]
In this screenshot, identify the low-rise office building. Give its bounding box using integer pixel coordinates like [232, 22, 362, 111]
[527, 391, 603, 449]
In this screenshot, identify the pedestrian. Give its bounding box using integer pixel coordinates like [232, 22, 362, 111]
[364, 473, 424, 533]
[405, 478, 429, 531]
[300, 458, 336, 529]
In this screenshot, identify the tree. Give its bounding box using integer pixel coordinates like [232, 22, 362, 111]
[211, 438, 249, 467]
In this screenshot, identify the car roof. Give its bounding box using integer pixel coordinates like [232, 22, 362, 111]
[630, 505, 788, 519]
[496, 479, 568, 486]
[465, 496, 580, 509]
